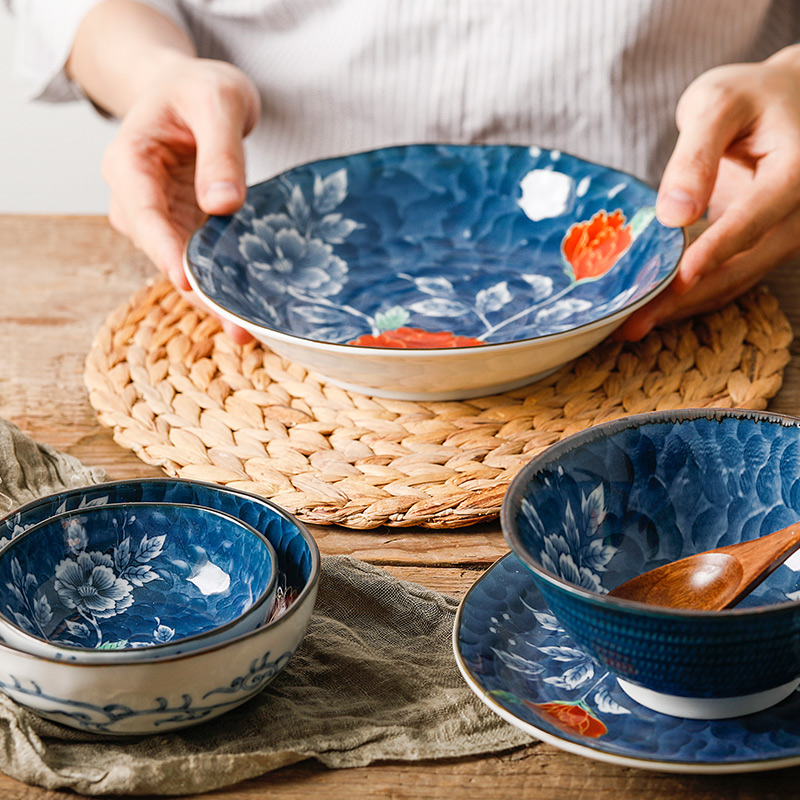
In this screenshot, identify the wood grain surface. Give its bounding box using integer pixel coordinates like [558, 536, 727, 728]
[3, 214, 800, 799]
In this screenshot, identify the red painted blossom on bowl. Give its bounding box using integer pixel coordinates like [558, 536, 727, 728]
[562, 209, 632, 281]
[527, 700, 608, 738]
[348, 327, 484, 348]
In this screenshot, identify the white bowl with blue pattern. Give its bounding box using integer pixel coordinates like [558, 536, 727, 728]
[185, 144, 685, 400]
[0, 502, 278, 661]
[0, 480, 319, 734]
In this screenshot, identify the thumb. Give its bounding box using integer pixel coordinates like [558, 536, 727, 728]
[656, 84, 745, 228]
[189, 77, 260, 216]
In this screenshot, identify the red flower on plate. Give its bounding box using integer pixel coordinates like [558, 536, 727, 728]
[527, 701, 608, 738]
[348, 327, 484, 349]
[561, 209, 632, 281]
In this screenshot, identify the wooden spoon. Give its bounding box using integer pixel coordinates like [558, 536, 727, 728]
[607, 521, 800, 610]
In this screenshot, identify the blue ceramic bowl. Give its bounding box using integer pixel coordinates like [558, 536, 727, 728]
[0, 479, 319, 734]
[185, 144, 685, 400]
[502, 408, 800, 719]
[0, 501, 277, 657]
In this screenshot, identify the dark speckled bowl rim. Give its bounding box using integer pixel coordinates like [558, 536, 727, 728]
[0, 479, 320, 667]
[0, 501, 279, 659]
[502, 407, 800, 619]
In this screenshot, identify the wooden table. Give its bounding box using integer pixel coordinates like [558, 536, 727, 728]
[3, 213, 800, 799]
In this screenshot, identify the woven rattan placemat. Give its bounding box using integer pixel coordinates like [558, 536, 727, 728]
[85, 278, 792, 529]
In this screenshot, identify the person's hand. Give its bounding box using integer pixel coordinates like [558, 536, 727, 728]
[101, 56, 260, 343]
[618, 44, 800, 341]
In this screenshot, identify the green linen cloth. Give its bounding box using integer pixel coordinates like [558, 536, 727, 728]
[0, 418, 530, 796]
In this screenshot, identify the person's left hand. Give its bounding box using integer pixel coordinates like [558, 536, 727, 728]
[618, 44, 800, 341]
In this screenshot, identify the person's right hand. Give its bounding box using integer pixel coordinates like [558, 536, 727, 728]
[101, 56, 261, 343]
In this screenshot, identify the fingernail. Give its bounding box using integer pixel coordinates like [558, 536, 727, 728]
[657, 189, 698, 227]
[204, 181, 242, 209]
[222, 320, 253, 344]
[614, 313, 652, 342]
[674, 272, 700, 296]
[169, 265, 190, 291]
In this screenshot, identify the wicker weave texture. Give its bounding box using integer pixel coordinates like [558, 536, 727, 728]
[84, 279, 793, 529]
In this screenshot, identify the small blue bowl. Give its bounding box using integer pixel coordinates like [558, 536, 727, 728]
[0, 502, 277, 657]
[502, 408, 800, 719]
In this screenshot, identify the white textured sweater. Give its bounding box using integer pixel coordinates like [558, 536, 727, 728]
[7, 0, 800, 186]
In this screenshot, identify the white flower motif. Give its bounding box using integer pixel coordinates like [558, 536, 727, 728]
[241, 217, 349, 297]
[529, 484, 615, 593]
[54, 551, 133, 619]
[518, 169, 573, 221]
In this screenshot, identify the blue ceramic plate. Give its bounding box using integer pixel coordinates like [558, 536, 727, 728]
[184, 144, 685, 400]
[454, 553, 800, 773]
[187, 144, 683, 347]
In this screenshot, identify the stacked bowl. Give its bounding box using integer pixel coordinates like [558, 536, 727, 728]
[0, 479, 320, 735]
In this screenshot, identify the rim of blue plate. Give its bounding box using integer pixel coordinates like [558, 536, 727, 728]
[501, 406, 800, 620]
[0, 501, 280, 657]
[184, 142, 688, 353]
[0, 478, 320, 667]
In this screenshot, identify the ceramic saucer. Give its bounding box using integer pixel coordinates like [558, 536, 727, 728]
[454, 553, 800, 773]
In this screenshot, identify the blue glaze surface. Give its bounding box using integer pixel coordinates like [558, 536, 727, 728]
[502, 409, 800, 699]
[456, 553, 800, 770]
[186, 144, 683, 347]
[0, 503, 275, 651]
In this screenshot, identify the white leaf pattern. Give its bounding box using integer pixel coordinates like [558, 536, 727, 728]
[476, 282, 512, 314]
[520, 273, 554, 301]
[408, 298, 467, 318]
[542, 660, 595, 690]
[491, 647, 546, 677]
[594, 686, 631, 715]
[538, 645, 588, 661]
[414, 276, 455, 296]
[314, 169, 348, 214]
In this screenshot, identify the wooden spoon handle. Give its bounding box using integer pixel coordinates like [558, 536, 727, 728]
[716, 521, 800, 607]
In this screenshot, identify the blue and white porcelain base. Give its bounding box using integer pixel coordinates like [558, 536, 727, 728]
[616, 678, 800, 720]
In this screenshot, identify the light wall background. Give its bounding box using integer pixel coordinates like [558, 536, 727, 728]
[0, 8, 115, 213]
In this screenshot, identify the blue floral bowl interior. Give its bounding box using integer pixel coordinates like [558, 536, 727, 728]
[0, 502, 277, 652]
[507, 410, 800, 605]
[186, 144, 684, 349]
[0, 479, 316, 610]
